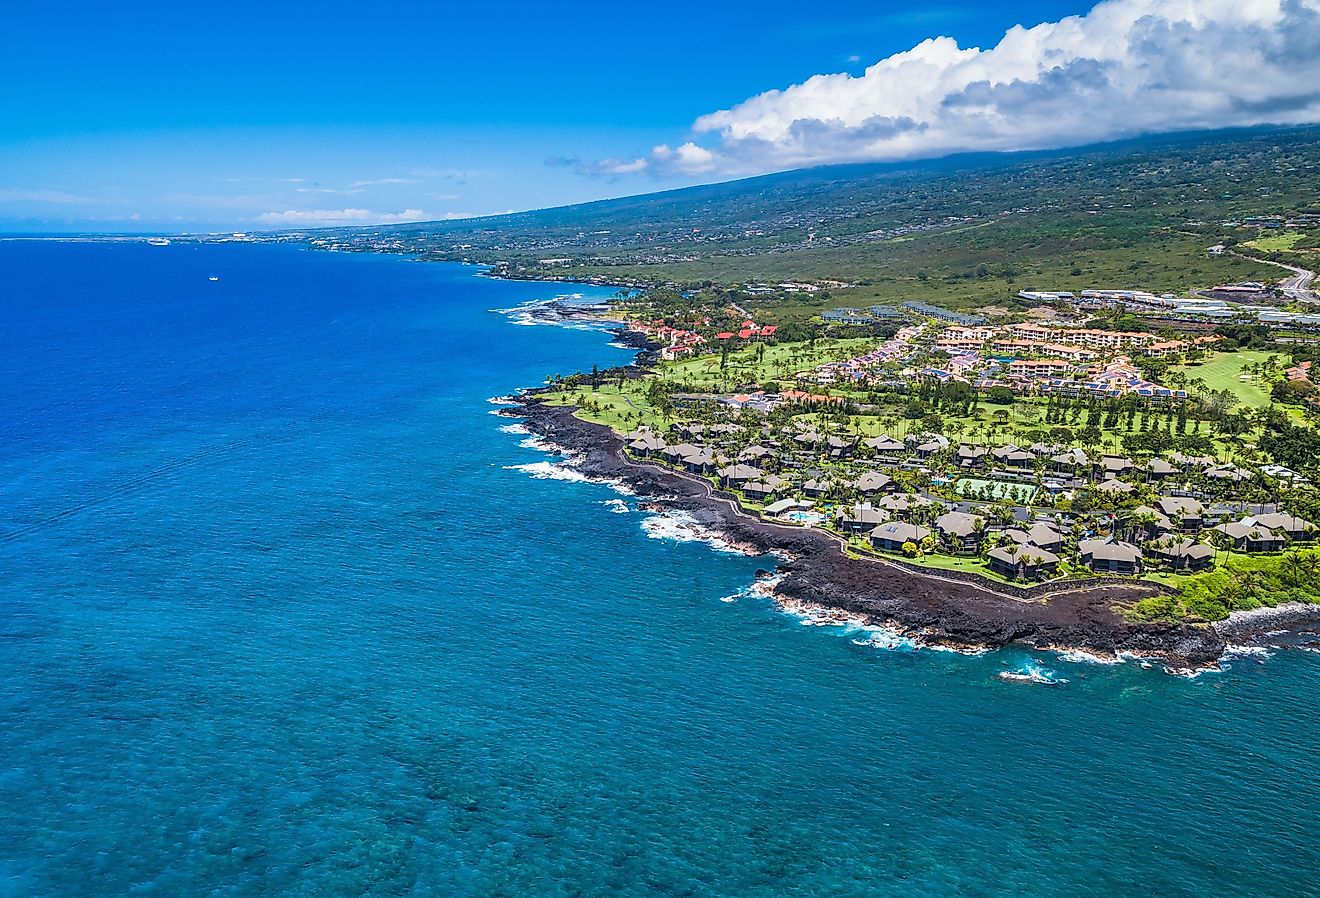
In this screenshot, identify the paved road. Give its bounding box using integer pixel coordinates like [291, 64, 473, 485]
[1233, 251, 1317, 303]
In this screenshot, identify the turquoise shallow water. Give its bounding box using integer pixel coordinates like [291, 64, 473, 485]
[1, 242, 1318, 897]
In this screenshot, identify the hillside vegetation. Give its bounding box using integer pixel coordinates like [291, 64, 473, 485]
[306, 127, 1320, 309]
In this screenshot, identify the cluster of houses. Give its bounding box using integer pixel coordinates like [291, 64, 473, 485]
[629, 315, 780, 361]
[622, 419, 1316, 584]
[798, 312, 1213, 400]
[813, 325, 925, 384]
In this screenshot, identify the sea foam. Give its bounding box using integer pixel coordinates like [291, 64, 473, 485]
[639, 509, 757, 555]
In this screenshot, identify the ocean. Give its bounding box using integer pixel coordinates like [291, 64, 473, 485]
[1, 241, 1317, 897]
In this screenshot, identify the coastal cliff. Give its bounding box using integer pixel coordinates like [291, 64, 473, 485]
[511, 397, 1230, 669]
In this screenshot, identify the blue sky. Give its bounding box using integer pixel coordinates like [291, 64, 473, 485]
[3, 0, 1316, 232]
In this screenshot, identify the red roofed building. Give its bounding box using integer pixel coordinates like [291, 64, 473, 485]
[759, 325, 778, 337]
[716, 332, 734, 340]
[782, 389, 844, 404]
[738, 329, 754, 339]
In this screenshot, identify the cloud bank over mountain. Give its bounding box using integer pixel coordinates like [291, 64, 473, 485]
[613, 0, 1320, 177]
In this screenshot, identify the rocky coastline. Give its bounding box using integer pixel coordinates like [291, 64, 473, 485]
[508, 395, 1232, 670]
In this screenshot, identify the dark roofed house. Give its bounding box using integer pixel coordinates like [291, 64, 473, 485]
[625, 425, 657, 441]
[997, 528, 1033, 546]
[1157, 496, 1205, 532]
[911, 435, 948, 458]
[717, 464, 763, 487]
[955, 445, 989, 469]
[835, 503, 890, 535]
[875, 493, 936, 519]
[1101, 455, 1135, 477]
[742, 475, 785, 503]
[662, 443, 701, 464]
[1246, 513, 1316, 541]
[854, 472, 895, 495]
[826, 435, 854, 458]
[1051, 448, 1089, 473]
[1130, 505, 1174, 537]
[864, 435, 906, 457]
[935, 511, 984, 554]
[868, 521, 931, 552]
[1171, 452, 1215, 469]
[1025, 522, 1065, 553]
[988, 544, 1060, 581]
[1211, 521, 1284, 553]
[1095, 478, 1135, 496]
[1146, 458, 1179, 479]
[999, 448, 1036, 469]
[627, 433, 667, 456]
[1149, 538, 1215, 571]
[1205, 464, 1251, 484]
[1079, 538, 1143, 574]
[802, 477, 837, 499]
[681, 448, 717, 473]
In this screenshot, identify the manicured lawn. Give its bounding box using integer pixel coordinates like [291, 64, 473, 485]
[542, 384, 659, 431]
[1172, 351, 1278, 408]
[662, 338, 875, 391]
[898, 552, 1016, 583]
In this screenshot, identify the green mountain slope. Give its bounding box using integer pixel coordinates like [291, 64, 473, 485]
[309, 127, 1320, 308]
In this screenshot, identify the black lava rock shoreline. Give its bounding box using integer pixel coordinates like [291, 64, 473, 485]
[509, 396, 1231, 670]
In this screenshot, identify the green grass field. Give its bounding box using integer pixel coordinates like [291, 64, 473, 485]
[1245, 231, 1308, 253]
[1171, 350, 1279, 408]
[661, 338, 875, 390]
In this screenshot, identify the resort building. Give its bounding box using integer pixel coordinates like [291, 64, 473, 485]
[1079, 539, 1143, 574]
[988, 545, 1061, 581]
[868, 521, 932, 552]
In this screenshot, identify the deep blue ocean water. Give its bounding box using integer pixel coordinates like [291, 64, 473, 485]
[1, 241, 1318, 897]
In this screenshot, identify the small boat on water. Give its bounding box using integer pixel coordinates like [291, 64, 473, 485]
[208, 276, 219, 282]
[147, 238, 170, 246]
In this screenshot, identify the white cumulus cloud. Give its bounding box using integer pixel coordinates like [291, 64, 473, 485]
[617, 0, 1320, 175]
[254, 208, 428, 226]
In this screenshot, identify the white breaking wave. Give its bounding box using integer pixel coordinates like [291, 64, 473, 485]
[1223, 644, 1273, 661]
[505, 427, 638, 498]
[503, 459, 634, 498]
[779, 600, 920, 650]
[774, 595, 996, 656]
[639, 509, 758, 555]
[1055, 649, 1124, 666]
[504, 461, 597, 484]
[601, 499, 631, 514]
[518, 434, 561, 452]
[498, 422, 530, 435]
[491, 296, 616, 331]
[720, 573, 784, 604]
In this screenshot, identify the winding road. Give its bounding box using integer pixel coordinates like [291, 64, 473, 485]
[1233, 250, 1317, 303]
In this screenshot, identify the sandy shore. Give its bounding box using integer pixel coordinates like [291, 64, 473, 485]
[509, 397, 1230, 668]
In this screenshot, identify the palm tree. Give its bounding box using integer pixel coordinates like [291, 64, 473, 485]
[990, 503, 1017, 528]
[1126, 510, 1160, 544]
